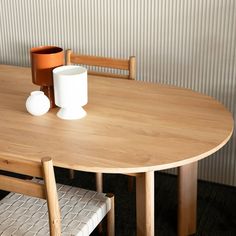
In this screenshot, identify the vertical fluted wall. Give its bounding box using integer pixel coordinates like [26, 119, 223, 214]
[0, 0, 235, 185]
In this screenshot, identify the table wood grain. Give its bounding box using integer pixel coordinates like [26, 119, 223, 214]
[0, 65, 233, 173]
[0, 65, 233, 236]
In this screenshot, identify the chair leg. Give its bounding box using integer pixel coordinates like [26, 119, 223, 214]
[128, 176, 134, 192]
[69, 169, 75, 179]
[96, 173, 103, 192]
[106, 193, 115, 236]
[96, 173, 103, 234]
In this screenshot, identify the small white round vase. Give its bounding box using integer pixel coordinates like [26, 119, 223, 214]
[26, 91, 50, 116]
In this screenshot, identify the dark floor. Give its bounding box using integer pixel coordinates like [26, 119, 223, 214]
[1, 169, 236, 236]
[56, 169, 236, 236]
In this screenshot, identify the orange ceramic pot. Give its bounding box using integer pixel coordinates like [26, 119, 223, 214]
[30, 46, 64, 108]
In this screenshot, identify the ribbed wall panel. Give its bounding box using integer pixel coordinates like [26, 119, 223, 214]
[0, 0, 235, 186]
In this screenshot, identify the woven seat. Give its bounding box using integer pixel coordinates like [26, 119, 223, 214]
[0, 157, 114, 236]
[0, 183, 111, 236]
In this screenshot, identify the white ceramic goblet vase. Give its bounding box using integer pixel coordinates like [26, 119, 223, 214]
[53, 65, 88, 120]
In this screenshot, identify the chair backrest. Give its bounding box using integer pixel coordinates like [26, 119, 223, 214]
[66, 49, 136, 80]
[0, 156, 60, 235]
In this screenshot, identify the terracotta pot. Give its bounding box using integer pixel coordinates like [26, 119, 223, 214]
[30, 46, 64, 108]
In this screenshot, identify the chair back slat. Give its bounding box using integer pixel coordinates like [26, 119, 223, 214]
[0, 156, 43, 178]
[0, 175, 46, 199]
[66, 49, 136, 80]
[88, 70, 129, 79]
[71, 54, 129, 70]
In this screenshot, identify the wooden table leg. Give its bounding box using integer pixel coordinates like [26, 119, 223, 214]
[178, 162, 198, 236]
[136, 171, 155, 236]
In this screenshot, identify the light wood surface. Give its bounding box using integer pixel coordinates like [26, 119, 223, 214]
[66, 49, 136, 80]
[106, 193, 115, 236]
[0, 155, 46, 199]
[136, 171, 155, 236]
[0, 155, 43, 178]
[42, 157, 61, 236]
[96, 172, 104, 233]
[96, 173, 103, 193]
[178, 163, 198, 236]
[0, 174, 46, 199]
[67, 49, 131, 70]
[0, 65, 234, 236]
[69, 169, 75, 179]
[0, 65, 233, 174]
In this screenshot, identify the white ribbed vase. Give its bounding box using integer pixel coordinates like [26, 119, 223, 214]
[53, 65, 88, 120]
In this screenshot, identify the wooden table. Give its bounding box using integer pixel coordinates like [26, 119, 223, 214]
[0, 65, 233, 236]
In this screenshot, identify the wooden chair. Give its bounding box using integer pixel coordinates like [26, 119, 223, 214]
[0, 156, 115, 236]
[65, 49, 136, 193]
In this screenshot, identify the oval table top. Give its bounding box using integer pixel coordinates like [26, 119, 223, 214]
[0, 65, 234, 173]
